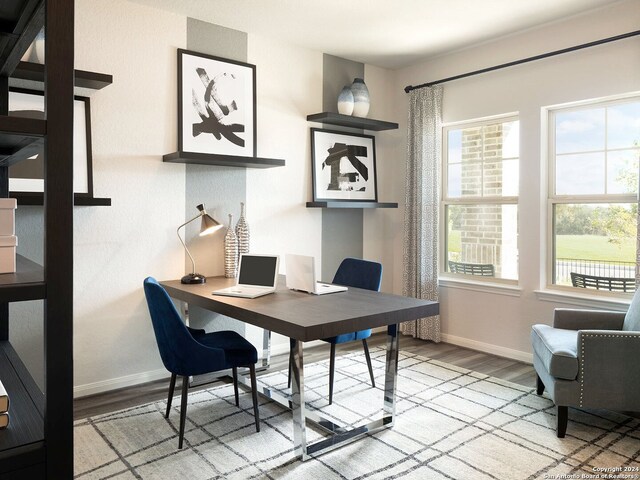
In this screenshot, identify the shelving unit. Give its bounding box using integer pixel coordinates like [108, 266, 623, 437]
[163, 151, 285, 168]
[10, 193, 111, 207]
[306, 112, 399, 209]
[10, 61, 112, 92]
[306, 201, 398, 209]
[0, 0, 75, 477]
[306, 112, 398, 131]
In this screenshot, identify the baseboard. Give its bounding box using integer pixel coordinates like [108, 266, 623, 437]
[73, 368, 170, 398]
[75, 340, 327, 398]
[440, 333, 533, 364]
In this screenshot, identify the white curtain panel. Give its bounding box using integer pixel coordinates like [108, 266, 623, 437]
[401, 85, 443, 342]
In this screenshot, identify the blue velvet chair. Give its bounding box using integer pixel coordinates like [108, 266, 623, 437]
[288, 258, 383, 404]
[143, 277, 260, 448]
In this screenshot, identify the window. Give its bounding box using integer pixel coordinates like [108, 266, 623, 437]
[443, 116, 519, 281]
[549, 97, 640, 292]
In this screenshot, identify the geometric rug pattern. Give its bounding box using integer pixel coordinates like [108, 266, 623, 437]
[74, 347, 640, 479]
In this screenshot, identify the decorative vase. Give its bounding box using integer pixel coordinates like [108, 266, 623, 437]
[235, 202, 250, 260]
[33, 29, 45, 64]
[224, 214, 238, 278]
[337, 86, 354, 115]
[350, 78, 370, 118]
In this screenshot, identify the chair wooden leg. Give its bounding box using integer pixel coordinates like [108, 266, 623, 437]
[329, 343, 336, 405]
[249, 364, 260, 432]
[536, 374, 545, 395]
[165, 373, 176, 419]
[556, 405, 568, 438]
[232, 367, 239, 406]
[362, 339, 375, 388]
[178, 376, 189, 449]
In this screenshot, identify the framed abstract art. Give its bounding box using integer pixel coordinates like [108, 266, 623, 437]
[310, 128, 378, 202]
[178, 49, 256, 158]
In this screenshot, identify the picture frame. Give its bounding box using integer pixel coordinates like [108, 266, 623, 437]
[8, 88, 93, 196]
[178, 48, 256, 158]
[311, 128, 378, 202]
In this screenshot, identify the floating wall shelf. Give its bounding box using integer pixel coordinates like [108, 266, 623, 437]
[163, 151, 285, 169]
[306, 201, 398, 209]
[306, 112, 398, 131]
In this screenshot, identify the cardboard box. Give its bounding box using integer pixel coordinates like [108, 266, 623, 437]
[0, 199, 16, 237]
[0, 236, 17, 274]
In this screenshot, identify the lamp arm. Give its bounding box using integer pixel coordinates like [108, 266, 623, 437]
[177, 213, 202, 275]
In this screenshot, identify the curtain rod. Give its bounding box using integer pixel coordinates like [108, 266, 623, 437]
[404, 30, 640, 93]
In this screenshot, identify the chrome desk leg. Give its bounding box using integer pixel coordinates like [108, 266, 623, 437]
[261, 328, 271, 369]
[290, 338, 307, 459]
[384, 323, 399, 420]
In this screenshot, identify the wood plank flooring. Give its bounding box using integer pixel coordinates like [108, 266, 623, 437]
[73, 333, 536, 420]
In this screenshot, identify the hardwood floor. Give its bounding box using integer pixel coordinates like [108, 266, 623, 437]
[73, 333, 535, 420]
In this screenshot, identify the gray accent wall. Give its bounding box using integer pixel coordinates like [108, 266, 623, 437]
[185, 19, 247, 334]
[320, 54, 365, 280]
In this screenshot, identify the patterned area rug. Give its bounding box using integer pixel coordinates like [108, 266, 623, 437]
[74, 347, 640, 479]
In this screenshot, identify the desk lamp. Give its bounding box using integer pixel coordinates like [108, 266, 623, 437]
[177, 204, 222, 284]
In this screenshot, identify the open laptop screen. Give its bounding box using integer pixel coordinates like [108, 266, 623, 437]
[238, 255, 278, 287]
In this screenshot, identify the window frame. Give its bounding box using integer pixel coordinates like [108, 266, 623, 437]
[546, 94, 640, 295]
[440, 113, 520, 284]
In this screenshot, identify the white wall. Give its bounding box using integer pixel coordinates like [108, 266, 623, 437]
[246, 34, 324, 352]
[386, 0, 640, 360]
[73, 0, 187, 394]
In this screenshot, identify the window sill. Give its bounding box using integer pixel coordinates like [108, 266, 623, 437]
[438, 276, 522, 297]
[534, 289, 631, 311]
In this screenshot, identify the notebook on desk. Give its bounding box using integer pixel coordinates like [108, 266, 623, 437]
[285, 254, 348, 295]
[212, 254, 279, 298]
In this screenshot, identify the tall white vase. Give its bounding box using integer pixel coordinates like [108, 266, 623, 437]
[350, 78, 370, 118]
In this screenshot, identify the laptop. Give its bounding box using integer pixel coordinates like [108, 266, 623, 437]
[212, 254, 279, 298]
[285, 254, 348, 295]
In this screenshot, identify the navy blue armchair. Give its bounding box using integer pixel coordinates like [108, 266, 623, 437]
[143, 277, 260, 448]
[288, 258, 383, 404]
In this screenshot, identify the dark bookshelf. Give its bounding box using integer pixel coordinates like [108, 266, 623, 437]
[11, 61, 113, 92]
[11, 192, 111, 206]
[163, 151, 285, 168]
[306, 201, 398, 209]
[306, 112, 398, 131]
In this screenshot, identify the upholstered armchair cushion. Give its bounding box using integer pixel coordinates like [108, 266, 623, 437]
[623, 289, 640, 331]
[553, 309, 625, 331]
[531, 324, 579, 380]
[576, 329, 640, 410]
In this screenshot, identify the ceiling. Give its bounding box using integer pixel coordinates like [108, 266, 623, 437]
[129, 0, 622, 69]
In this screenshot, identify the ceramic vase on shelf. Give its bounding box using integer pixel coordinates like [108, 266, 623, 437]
[235, 202, 250, 259]
[350, 78, 370, 117]
[337, 86, 354, 115]
[224, 214, 238, 278]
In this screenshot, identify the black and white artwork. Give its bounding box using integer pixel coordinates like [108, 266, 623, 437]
[8, 89, 92, 194]
[311, 128, 378, 202]
[178, 49, 256, 157]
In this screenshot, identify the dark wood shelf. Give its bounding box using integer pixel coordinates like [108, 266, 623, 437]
[163, 151, 285, 168]
[0, 255, 45, 303]
[11, 192, 112, 206]
[306, 201, 398, 209]
[306, 112, 398, 131]
[10, 61, 113, 93]
[0, 116, 46, 167]
[0, 341, 44, 472]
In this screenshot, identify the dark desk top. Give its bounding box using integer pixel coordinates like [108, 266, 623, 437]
[161, 275, 439, 342]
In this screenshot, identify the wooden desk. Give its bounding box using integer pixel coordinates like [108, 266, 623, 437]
[161, 275, 439, 460]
